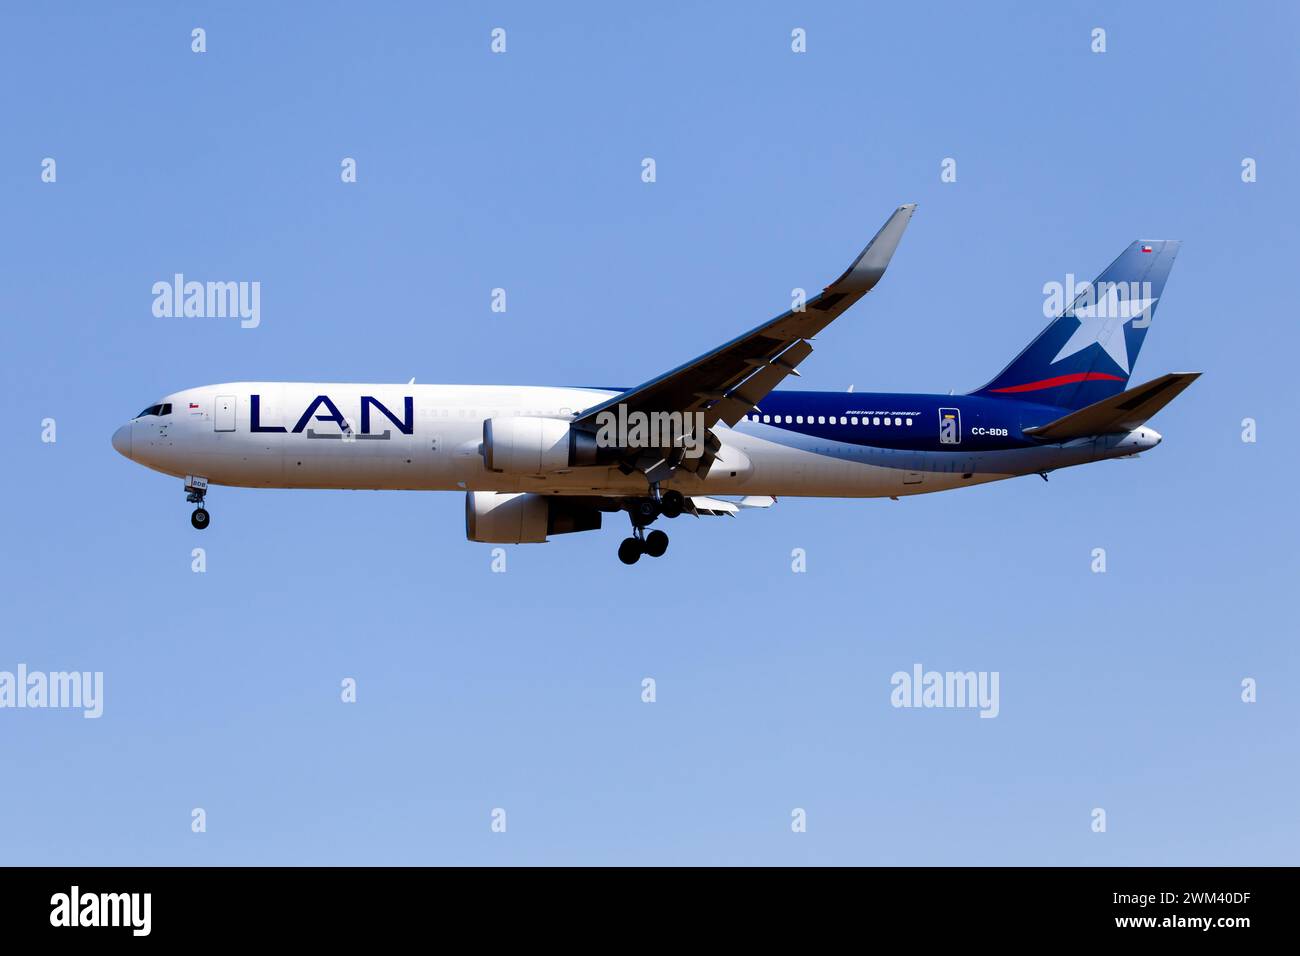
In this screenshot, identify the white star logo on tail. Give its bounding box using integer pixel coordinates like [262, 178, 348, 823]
[1050, 286, 1158, 374]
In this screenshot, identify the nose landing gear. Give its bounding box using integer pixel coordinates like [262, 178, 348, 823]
[185, 475, 211, 530]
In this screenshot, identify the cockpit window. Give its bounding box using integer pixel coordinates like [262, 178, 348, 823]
[136, 403, 173, 418]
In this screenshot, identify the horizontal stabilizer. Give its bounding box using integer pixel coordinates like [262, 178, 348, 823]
[1024, 373, 1200, 441]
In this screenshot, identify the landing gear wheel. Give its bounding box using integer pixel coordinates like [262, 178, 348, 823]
[633, 499, 660, 523]
[618, 537, 642, 565]
[643, 529, 669, 557]
[660, 490, 684, 519]
[185, 477, 210, 529]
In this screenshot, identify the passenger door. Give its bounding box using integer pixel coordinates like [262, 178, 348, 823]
[215, 395, 236, 432]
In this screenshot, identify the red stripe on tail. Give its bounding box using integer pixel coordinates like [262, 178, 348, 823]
[989, 371, 1125, 394]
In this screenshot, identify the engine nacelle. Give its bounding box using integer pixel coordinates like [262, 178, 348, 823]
[482, 417, 623, 474]
[465, 492, 602, 544]
[482, 417, 572, 474]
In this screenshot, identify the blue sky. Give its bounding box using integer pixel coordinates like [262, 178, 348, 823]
[2, 1, 1297, 864]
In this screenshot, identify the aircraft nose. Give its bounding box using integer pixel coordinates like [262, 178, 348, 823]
[111, 423, 133, 459]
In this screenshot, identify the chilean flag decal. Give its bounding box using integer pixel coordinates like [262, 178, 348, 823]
[1140, 245, 1153, 253]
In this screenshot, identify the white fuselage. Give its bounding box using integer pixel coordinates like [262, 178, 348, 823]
[112, 382, 1159, 500]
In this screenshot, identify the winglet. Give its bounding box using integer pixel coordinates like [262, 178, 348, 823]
[827, 203, 917, 295]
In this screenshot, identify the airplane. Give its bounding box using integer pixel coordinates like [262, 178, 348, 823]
[111, 203, 1198, 564]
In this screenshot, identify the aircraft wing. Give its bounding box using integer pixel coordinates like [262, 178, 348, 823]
[1023, 372, 1201, 441]
[572, 204, 916, 433]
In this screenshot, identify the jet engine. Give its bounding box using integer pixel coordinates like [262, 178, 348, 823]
[482, 417, 625, 474]
[465, 491, 603, 543]
[482, 417, 571, 474]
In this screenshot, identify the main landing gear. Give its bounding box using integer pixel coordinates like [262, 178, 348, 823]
[618, 527, 669, 565]
[617, 485, 682, 564]
[659, 489, 684, 518]
[185, 475, 211, 530]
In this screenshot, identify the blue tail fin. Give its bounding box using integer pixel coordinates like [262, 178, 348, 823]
[972, 240, 1180, 409]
